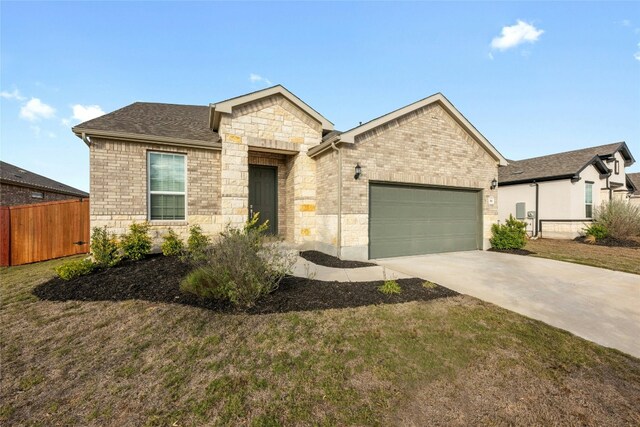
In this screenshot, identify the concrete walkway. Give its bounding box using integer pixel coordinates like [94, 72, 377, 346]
[292, 256, 409, 282]
[376, 251, 640, 358]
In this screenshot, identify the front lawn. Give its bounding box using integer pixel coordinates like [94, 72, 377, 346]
[525, 237, 640, 275]
[2, 256, 639, 426]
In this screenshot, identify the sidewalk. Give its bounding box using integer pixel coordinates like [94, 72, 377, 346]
[291, 256, 410, 282]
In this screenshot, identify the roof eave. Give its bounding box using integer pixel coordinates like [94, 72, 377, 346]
[336, 93, 508, 166]
[72, 128, 222, 150]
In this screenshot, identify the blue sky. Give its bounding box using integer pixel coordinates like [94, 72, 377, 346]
[1, 1, 639, 192]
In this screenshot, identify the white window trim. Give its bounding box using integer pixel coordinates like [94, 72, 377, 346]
[147, 151, 187, 222]
[585, 182, 593, 218]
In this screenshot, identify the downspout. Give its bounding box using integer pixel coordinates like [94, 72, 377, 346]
[330, 141, 342, 258]
[81, 132, 91, 146]
[532, 181, 539, 238]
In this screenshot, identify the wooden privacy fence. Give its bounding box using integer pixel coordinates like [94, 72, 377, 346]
[0, 198, 90, 266]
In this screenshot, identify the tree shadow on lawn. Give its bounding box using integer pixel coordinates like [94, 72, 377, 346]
[32, 255, 458, 315]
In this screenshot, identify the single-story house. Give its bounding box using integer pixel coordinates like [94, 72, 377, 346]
[628, 172, 640, 207]
[72, 85, 507, 260]
[498, 142, 636, 239]
[0, 161, 89, 206]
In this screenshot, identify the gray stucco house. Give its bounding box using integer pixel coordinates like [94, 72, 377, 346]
[73, 85, 507, 260]
[498, 142, 636, 238]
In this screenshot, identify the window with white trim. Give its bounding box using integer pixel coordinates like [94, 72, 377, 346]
[585, 182, 593, 218]
[148, 152, 186, 220]
[614, 160, 620, 175]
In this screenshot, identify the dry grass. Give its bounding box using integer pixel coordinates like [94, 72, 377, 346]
[1, 257, 640, 426]
[526, 238, 640, 275]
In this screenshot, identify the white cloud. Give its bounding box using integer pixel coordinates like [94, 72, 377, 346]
[621, 19, 631, 27]
[249, 73, 272, 85]
[0, 88, 26, 101]
[71, 104, 105, 122]
[635, 43, 640, 61]
[491, 20, 544, 51]
[19, 98, 56, 121]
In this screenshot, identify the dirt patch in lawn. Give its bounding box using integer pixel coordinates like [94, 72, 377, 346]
[299, 250, 377, 268]
[525, 238, 640, 275]
[32, 255, 456, 314]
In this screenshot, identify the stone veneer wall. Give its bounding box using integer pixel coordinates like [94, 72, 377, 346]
[89, 137, 222, 244]
[218, 94, 322, 245]
[540, 221, 592, 239]
[315, 102, 500, 260]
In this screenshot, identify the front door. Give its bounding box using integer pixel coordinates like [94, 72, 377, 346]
[248, 165, 277, 234]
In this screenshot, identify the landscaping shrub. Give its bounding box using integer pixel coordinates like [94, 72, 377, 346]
[490, 215, 527, 250]
[90, 226, 121, 268]
[584, 223, 608, 241]
[55, 259, 95, 281]
[185, 225, 211, 264]
[120, 222, 152, 261]
[593, 199, 640, 239]
[180, 215, 295, 309]
[161, 228, 184, 257]
[378, 280, 401, 295]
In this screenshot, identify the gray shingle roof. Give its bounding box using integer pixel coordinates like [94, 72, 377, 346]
[628, 172, 640, 196]
[0, 161, 89, 198]
[72, 102, 220, 144]
[499, 142, 630, 185]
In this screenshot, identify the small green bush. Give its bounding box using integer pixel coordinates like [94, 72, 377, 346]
[490, 215, 527, 250]
[422, 281, 437, 289]
[584, 223, 608, 240]
[161, 228, 184, 256]
[185, 225, 211, 263]
[120, 222, 152, 261]
[90, 226, 121, 268]
[180, 216, 295, 309]
[378, 280, 401, 295]
[594, 199, 640, 239]
[55, 259, 95, 281]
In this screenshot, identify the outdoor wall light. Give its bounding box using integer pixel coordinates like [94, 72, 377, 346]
[354, 163, 362, 180]
[490, 178, 498, 190]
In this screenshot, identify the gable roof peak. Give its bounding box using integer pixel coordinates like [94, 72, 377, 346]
[209, 85, 333, 132]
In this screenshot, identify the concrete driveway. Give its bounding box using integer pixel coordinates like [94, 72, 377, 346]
[377, 251, 640, 358]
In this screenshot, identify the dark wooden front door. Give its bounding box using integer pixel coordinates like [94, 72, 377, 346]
[248, 165, 277, 234]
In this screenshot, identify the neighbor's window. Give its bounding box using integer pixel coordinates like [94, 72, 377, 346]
[614, 160, 620, 175]
[585, 182, 593, 218]
[148, 152, 186, 220]
[31, 191, 44, 199]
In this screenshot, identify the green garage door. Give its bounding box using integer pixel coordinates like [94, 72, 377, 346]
[369, 183, 481, 259]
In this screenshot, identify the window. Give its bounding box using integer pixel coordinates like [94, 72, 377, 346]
[614, 160, 620, 175]
[585, 182, 593, 218]
[148, 152, 186, 220]
[31, 191, 44, 199]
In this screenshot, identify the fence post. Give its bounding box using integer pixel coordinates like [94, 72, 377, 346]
[0, 207, 10, 267]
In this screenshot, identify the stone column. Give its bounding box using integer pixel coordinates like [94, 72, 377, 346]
[220, 133, 249, 228]
[289, 145, 317, 245]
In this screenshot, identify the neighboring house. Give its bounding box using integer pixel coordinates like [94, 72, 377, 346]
[72, 85, 507, 260]
[0, 161, 89, 206]
[498, 142, 636, 239]
[628, 172, 640, 207]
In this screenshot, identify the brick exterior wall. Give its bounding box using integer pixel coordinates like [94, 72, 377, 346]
[0, 183, 83, 206]
[89, 138, 222, 243]
[314, 102, 499, 260]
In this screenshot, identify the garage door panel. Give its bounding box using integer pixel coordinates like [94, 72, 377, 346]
[369, 183, 481, 258]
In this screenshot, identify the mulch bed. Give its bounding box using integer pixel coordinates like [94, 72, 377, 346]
[299, 250, 377, 268]
[33, 255, 457, 314]
[574, 236, 640, 248]
[488, 248, 535, 256]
